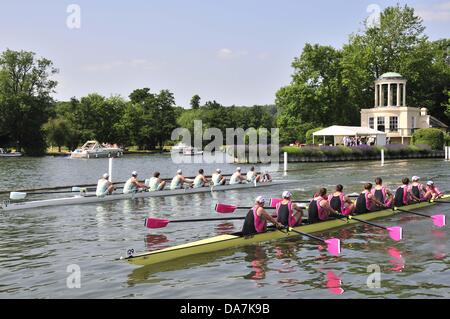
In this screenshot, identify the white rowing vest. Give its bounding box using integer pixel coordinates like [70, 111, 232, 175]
[170, 175, 182, 190]
[230, 173, 241, 185]
[123, 178, 137, 194]
[148, 177, 160, 191]
[193, 175, 204, 188]
[96, 179, 109, 197]
[212, 173, 222, 186]
[247, 171, 256, 182]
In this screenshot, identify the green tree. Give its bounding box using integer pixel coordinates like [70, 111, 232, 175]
[43, 117, 72, 152]
[190, 94, 201, 109]
[0, 49, 58, 155]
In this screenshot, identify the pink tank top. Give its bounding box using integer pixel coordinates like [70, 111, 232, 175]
[253, 206, 266, 233]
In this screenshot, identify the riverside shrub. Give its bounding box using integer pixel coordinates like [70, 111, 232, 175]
[412, 128, 445, 150]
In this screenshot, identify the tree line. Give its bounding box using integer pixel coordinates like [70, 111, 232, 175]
[276, 4, 450, 144]
[1, 4, 448, 155]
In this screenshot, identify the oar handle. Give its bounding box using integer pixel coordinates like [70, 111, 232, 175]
[394, 207, 430, 218]
[170, 216, 245, 223]
[286, 227, 325, 243]
[333, 212, 387, 230]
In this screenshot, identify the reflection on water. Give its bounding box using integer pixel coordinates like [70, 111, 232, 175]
[387, 247, 405, 272]
[0, 156, 449, 298]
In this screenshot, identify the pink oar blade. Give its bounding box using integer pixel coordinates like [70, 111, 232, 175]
[215, 203, 237, 214]
[324, 238, 341, 256]
[387, 226, 402, 241]
[145, 218, 170, 229]
[270, 198, 282, 208]
[431, 214, 446, 228]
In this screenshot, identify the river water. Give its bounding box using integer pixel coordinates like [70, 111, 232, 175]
[0, 155, 449, 298]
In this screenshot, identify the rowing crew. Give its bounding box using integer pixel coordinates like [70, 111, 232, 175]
[241, 177, 443, 235]
[95, 168, 273, 197]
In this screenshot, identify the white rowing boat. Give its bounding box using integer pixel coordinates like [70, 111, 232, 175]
[0, 180, 293, 212]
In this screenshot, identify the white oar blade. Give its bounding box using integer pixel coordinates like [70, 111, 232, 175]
[10, 192, 27, 200]
[71, 187, 81, 192]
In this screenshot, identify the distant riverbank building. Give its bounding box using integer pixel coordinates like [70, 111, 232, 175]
[360, 72, 448, 144]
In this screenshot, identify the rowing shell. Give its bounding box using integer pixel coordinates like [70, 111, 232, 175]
[0, 180, 293, 212]
[124, 195, 449, 266]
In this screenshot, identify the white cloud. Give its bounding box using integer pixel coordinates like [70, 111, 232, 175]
[415, 2, 450, 22]
[216, 48, 249, 60]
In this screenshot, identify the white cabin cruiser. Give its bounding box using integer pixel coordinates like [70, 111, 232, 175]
[70, 140, 123, 159]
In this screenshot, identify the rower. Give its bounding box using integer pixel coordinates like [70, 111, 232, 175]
[123, 171, 148, 194]
[242, 196, 283, 236]
[394, 177, 413, 207]
[246, 166, 261, 184]
[147, 172, 166, 191]
[423, 181, 444, 201]
[308, 188, 338, 223]
[328, 184, 355, 215]
[193, 169, 209, 188]
[410, 176, 424, 202]
[261, 171, 272, 183]
[372, 177, 394, 208]
[170, 169, 192, 190]
[355, 183, 385, 214]
[211, 168, 226, 186]
[276, 191, 303, 227]
[96, 173, 114, 197]
[229, 167, 246, 185]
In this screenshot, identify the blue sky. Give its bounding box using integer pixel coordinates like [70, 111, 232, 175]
[0, 0, 449, 107]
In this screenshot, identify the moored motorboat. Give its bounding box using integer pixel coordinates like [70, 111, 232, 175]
[70, 140, 123, 159]
[0, 148, 22, 157]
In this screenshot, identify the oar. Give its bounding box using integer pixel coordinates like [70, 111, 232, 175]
[393, 207, 446, 228]
[215, 203, 272, 213]
[144, 217, 341, 256]
[430, 199, 450, 204]
[336, 213, 402, 241]
[9, 187, 92, 200]
[145, 216, 248, 228]
[283, 227, 341, 256]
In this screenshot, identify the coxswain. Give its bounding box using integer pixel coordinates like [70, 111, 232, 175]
[327, 184, 355, 215]
[229, 167, 246, 185]
[96, 173, 114, 197]
[354, 183, 386, 214]
[409, 176, 424, 202]
[193, 169, 209, 188]
[394, 177, 413, 207]
[372, 177, 394, 208]
[242, 196, 283, 236]
[211, 169, 226, 186]
[308, 188, 338, 223]
[170, 169, 193, 190]
[246, 166, 261, 183]
[276, 191, 303, 227]
[423, 181, 444, 201]
[123, 171, 148, 194]
[147, 171, 166, 191]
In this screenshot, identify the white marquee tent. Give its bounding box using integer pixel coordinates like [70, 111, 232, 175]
[312, 125, 387, 145]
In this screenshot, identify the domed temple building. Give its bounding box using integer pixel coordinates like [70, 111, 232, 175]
[360, 72, 448, 144]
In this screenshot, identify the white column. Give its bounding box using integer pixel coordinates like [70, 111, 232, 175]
[403, 84, 406, 106]
[380, 84, 384, 106]
[387, 83, 391, 107]
[283, 152, 288, 175]
[381, 149, 385, 167]
[108, 158, 113, 182]
[396, 83, 400, 107]
[375, 84, 378, 107]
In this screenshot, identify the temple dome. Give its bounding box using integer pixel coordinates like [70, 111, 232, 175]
[379, 72, 403, 79]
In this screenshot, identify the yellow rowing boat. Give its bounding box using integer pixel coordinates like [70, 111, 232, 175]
[124, 195, 449, 266]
